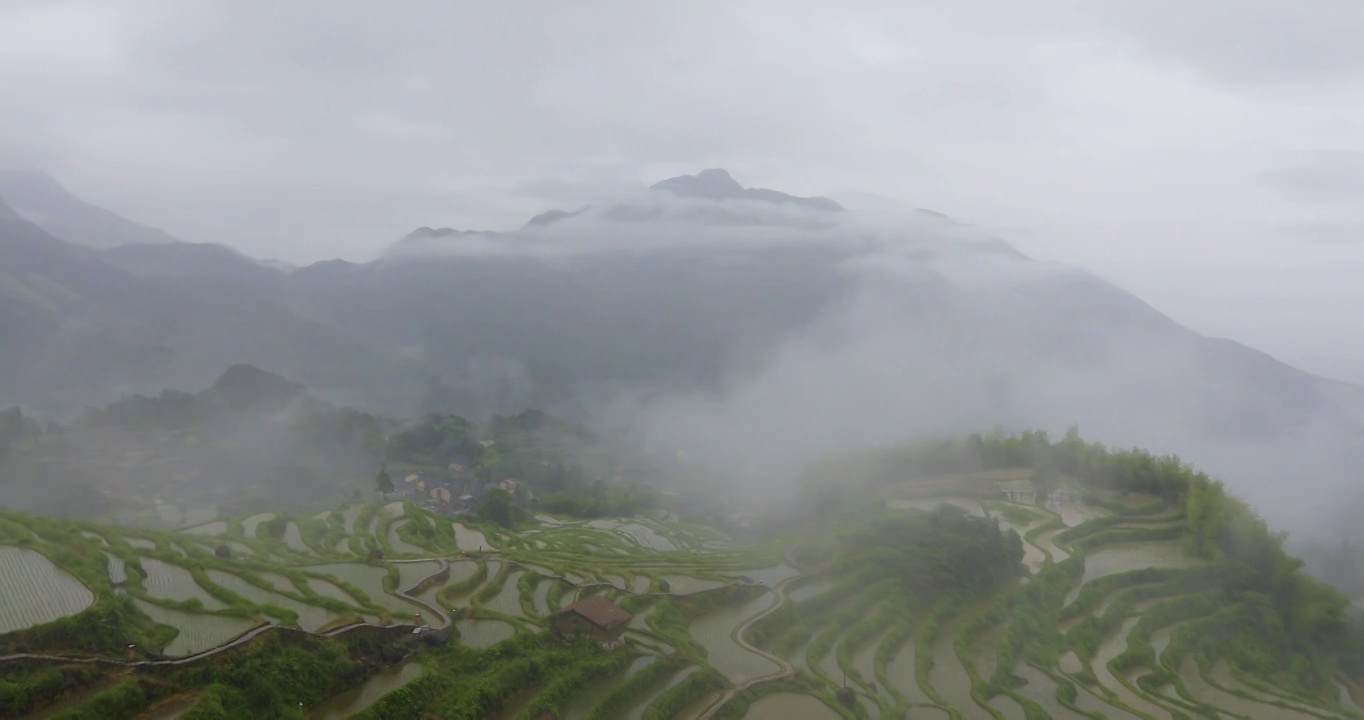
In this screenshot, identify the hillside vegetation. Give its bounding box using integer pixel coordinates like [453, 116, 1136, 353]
[0, 431, 1359, 719]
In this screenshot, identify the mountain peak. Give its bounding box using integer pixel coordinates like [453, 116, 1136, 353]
[210, 364, 306, 411]
[403, 226, 495, 240]
[649, 169, 844, 212]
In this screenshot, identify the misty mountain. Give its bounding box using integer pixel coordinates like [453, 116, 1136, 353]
[0, 364, 384, 521]
[102, 240, 287, 299]
[0, 199, 394, 415]
[648, 168, 845, 211]
[1, 171, 1361, 534]
[0, 169, 181, 250]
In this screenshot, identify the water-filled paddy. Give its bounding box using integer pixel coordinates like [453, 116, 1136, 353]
[928, 629, 977, 716]
[139, 558, 225, 609]
[884, 637, 932, 704]
[1092, 616, 1172, 719]
[132, 599, 256, 657]
[307, 577, 361, 607]
[616, 522, 677, 551]
[561, 655, 656, 720]
[689, 591, 779, 683]
[387, 520, 428, 555]
[341, 504, 365, 534]
[282, 522, 316, 555]
[241, 513, 275, 537]
[309, 563, 423, 615]
[744, 693, 841, 719]
[106, 553, 127, 584]
[394, 560, 442, 591]
[661, 574, 728, 595]
[257, 572, 296, 593]
[484, 571, 526, 615]
[0, 546, 95, 633]
[788, 579, 836, 603]
[532, 578, 554, 615]
[1014, 664, 1088, 720]
[1178, 657, 1320, 719]
[738, 564, 800, 587]
[205, 569, 337, 631]
[1068, 542, 1200, 609]
[452, 522, 490, 551]
[182, 521, 226, 536]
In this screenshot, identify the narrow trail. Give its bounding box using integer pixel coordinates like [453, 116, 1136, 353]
[0, 558, 453, 668]
[692, 574, 801, 720]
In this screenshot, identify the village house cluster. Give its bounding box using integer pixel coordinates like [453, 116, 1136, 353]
[396, 461, 536, 517]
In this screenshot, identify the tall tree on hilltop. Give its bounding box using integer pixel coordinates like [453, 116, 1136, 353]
[376, 464, 394, 498]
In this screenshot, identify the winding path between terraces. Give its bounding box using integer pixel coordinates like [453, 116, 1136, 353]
[691, 573, 801, 719]
[0, 558, 452, 668]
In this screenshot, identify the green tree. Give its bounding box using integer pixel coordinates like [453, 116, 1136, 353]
[481, 488, 514, 528]
[375, 465, 395, 497]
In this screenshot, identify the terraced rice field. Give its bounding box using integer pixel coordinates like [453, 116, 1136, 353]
[341, 504, 365, 534]
[307, 577, 360, 607]
[560, 655, 657, 720]
[2, 472, 1360, 720]
[105, 554, 127, 584]
[308, 563, 424, 615]
[204, 569, 338, 632]
[241, 513, 275, 537]
[394, 560, 442, 591]
[281, 522, 316, 555]
[138, 558, 225, 609]
[689, 592, 780, 683]
[744, 692, 840, 719]
[452, 522, 490, 551]
[387, 520, 427, 555]
[620, 666, 700, 720]
[0, 547, 95, 633]
[131, 599, 257, 657]
[182, 521, 227, 536]
[662, 575, 729, 595]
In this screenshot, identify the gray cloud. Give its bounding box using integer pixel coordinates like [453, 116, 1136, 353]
[1279, 221, 1364, 244]
[1090, 0, 1364, 85]
[2, 0, 1364, 467]
[1, 0, 1362, 271]
[1259, 151, 1364, 201]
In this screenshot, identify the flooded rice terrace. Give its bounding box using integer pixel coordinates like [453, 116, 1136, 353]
[0, 547, 94, 633]
[689, 591, 780, 683]
[0, 479, 1357, 720]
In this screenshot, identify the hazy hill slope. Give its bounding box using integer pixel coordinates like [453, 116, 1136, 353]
[0, 364, 384, 521]
[0, 169, 180, 249]
[0, 200, 389, 415]
[1, 173, 1361, 535]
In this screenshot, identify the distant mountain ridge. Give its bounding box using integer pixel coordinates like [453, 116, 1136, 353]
[0, 364, 384, 519]
[388, 168, 843, 253]
[0, 169, 181, 250]
[1, 169, 1362, 536]
[648, 168, 845, 211]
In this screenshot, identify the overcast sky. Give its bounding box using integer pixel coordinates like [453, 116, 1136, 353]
[2, 1, 1363, 378]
